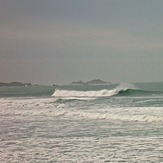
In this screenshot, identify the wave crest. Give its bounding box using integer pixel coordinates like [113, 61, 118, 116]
[52, 83, 140, 99]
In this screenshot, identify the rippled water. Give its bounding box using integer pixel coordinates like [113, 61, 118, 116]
[1, 96, 163, 162]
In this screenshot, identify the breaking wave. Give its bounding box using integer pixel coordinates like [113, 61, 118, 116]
[52, 84, 162, 99]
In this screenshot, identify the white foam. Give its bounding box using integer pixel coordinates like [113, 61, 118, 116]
[1, 98, 163, 123]
[52, 88, 120, 98]
[1, 97, 163, 162]
[57, 108, 163, 122]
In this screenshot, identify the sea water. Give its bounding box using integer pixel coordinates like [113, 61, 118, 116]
[0, 83, 163, 162]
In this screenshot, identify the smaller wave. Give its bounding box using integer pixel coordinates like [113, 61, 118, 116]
[54, 97, 95, 103]
[66, 110, 163, 122]
[38, 107, 163, 123]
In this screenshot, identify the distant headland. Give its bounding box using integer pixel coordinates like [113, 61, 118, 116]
[70, 79, 111, 85]
[0, 82, 32, 87]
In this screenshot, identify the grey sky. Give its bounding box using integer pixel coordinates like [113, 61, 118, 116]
[0, 0, 163, 84]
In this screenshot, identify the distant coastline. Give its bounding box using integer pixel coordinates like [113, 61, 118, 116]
[0, 79, 111, 87]
[70, 79, 111, 85]
[0, 82, 32, 87]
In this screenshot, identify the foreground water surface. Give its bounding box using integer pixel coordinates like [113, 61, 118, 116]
[1, 83, 163, 162]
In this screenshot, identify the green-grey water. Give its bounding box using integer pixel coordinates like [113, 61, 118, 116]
[0, 82, 163, 162]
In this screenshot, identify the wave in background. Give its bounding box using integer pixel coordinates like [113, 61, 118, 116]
[52, 83, 162, 99]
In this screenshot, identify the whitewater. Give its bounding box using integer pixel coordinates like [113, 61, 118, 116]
[1, 82, 163, 162]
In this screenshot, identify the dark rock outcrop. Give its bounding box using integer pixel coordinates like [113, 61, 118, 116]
[71, 81, 86, 85]
[86, 79, 111, 85]
[0, 82, 32, 87]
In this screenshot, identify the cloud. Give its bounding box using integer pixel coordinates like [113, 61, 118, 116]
[1, 21, 163, 58]
[1, 0, 163, 83]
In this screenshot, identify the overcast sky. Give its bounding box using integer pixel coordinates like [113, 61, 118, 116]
[1, 0, 163, 84]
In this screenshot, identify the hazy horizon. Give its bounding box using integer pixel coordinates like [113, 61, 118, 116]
[1, 0, 163, 85]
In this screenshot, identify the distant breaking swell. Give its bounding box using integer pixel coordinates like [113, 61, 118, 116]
[52, 87, 162, 99]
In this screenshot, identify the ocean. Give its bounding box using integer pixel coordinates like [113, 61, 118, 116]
[1, 82, 163, 162]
